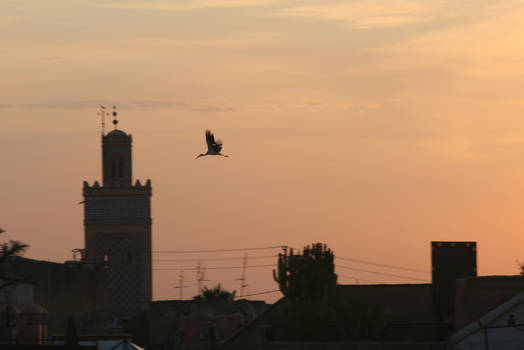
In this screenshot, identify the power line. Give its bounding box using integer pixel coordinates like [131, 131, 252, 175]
[237, 290, 281, 298]
[154, 255, 277, 262]
[336, 256, 429, 274]
[336, 265, 429, 282]
[154, 264, 276, 271]
[337, 275, 384, 284]
[77, 246, 284, 255]
[153, 246, 285, 254]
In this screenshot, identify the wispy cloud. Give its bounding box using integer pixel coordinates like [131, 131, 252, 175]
[39, 56, 64, 61]
[99, 0, 279, 11]
[23, 100, 183, 111]
[290, 100, 383, 114]
[0, 104, 13, 109]
[19, 100, 236, 113]
[24, 101, 101, 110]
[344, 102, 383, 114]
[122, 100, 186, 110]
[190, 106, 236, 112]
[366, 4, 524, 79]
[470, 141, 524, 154]
[276, 0, 449, 29]
[100, 0, 446, 29]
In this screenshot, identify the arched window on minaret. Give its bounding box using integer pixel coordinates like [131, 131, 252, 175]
[110, 159, 124, 178]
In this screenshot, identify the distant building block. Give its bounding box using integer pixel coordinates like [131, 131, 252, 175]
[431, 241, 477, 324]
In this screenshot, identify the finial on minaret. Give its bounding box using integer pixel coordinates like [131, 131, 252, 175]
[112, 105, 118, 129]
[98, 105, 108, 136]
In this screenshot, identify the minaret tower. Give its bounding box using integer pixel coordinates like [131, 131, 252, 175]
[83, 108, 152, 316]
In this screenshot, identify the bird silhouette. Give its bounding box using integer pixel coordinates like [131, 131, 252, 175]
[196, 130, 228, 158]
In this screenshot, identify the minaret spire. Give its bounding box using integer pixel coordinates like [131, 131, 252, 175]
[83, 116, 153, 316]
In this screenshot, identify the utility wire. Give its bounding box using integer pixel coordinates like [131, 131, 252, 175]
[154, 255, 277, 262]
[336, 256, 429, 274]
[153, 246, 285, 254]
[337, 265, 429, 282]
[112, 291, 282, 300]
[154, 264, 276, 271]
[237, 290, 281, 298]
[337, 275, 384, 284]
[78, 246, 284, 254]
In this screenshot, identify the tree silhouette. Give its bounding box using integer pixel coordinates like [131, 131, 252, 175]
[0, 228, 29, 265]
[193, 284, 231, 301]
[270, 243, 387, 341]
[273, 243, 337, 301]
[517, 260, 524, 275]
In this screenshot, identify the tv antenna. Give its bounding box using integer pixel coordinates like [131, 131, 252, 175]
[174, 271, 191, 300]
[98, 105, 109, 136]
[196, 261, 210, 296]
[236, 253, 248, 297]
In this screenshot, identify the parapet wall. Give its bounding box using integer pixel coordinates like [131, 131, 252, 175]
[83, 179, 152, 196]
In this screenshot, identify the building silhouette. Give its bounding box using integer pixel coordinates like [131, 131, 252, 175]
[83, 126, 152, 317]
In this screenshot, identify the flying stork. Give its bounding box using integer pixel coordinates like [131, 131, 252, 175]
[196, 130, 228, 158]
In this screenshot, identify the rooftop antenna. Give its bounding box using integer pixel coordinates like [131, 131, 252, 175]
[236, 253, 248, 297]
[98, 105, 109, 136]
[196, 261, 210, 296]
[174, 271, 191, 300]
[112, 105, 118, 129]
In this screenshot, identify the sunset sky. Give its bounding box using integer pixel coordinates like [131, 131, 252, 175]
[3, 0, 524, 302]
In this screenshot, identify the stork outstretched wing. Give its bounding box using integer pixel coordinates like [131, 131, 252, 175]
[205, 130, 223, 152]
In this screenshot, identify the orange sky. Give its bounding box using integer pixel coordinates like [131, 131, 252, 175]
[3, 0, 524, 302]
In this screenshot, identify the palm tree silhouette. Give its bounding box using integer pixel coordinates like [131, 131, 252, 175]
[0, 228, 29, 265]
